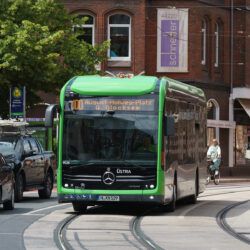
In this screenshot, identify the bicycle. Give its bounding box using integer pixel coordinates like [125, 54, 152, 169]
[206, 159, 220, 185]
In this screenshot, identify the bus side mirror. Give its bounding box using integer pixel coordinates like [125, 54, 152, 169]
[45, 104, 59, 128]
[165, 116, 175, 136]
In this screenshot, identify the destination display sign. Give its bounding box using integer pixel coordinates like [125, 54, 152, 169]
[65, 97, 155, 112]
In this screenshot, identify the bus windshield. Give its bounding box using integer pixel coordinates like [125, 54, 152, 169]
[62, 95, 158, 166]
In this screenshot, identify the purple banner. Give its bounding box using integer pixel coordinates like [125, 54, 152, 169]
[161, 20, 179, 67]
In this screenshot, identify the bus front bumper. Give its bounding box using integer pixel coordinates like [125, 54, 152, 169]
[58, 193, 164, 204]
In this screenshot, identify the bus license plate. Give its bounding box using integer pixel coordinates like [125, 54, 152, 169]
[98, 195, 120, 202]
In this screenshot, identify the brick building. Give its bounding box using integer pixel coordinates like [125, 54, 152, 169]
[33, 0, 249, 171]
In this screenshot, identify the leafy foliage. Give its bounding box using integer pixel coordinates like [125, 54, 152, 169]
[0, 0, 109, 117]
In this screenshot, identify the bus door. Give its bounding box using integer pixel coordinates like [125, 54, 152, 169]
[164, 98, 179, 199]
[177, 102, 196, 198]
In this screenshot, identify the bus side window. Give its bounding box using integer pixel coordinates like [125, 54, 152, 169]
[187, 103, 196, 164]
[165, 99, 178, 169]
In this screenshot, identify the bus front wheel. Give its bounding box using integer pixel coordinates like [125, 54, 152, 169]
[72, 202, 87, 213]
[167, 185, 177, 212]
[162, 184, 176, 212]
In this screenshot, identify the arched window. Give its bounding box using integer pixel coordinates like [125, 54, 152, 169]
[74, 14, 95, 45]
[214, 21, 221, 67]
[207, 99, 219, 120]
[201, 19, 207, 65]
[207, 99, 220, 144]
[108, 14, 131, 60]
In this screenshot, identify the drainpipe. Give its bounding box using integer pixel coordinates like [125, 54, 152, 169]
[228, 0, 234, 171]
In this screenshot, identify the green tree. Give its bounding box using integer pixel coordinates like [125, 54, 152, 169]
[0, 0, 109, 117]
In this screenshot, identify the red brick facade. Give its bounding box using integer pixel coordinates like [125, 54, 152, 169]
[62, 0, 146, 74]
[32, 0, 248, 168]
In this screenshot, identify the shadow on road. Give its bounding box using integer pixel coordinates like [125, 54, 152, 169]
[62, 197, 250, 220]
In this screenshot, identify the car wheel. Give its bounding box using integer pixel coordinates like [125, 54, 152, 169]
[72, 202, 87, 213]
[38, 172, 53, 199]
[3, 189, 15, 210]
[15, 174, 24, 202]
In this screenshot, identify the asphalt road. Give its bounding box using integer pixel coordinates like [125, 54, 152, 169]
[0, 190, 69, 250]
[1, 183, 250, 250]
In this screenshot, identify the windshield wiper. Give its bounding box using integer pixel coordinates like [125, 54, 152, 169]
[63, 160, 95, 166]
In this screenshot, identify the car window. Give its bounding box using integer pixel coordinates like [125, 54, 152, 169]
[14, 139, 23, 159]
[0, 155, 6, 166]
[0, 142, 14, 155]
[29, 139, 39, 154]
[23, 140, 31, 152]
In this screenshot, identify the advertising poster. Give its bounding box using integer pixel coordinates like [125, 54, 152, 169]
[157, 8, 188, 72]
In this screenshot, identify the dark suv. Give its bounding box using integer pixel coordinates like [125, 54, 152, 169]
[0, 153, 15, 210]
[0, 135, 56, 201]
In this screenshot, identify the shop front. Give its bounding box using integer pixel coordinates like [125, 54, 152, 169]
[234, 99, 250, 166]
[229, 87, 250, 169]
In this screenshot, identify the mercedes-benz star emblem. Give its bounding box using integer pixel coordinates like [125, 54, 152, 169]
[102, 171, 115, 185]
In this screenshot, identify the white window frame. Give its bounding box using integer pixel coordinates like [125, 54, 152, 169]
[214, 22, 219, 67]
[108, 14, 131, 61]
[207, 99, 220, 140]
[201, 19, 207, 65]
[74, 14, 95, 46]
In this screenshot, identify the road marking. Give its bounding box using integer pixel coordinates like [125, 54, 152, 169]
[1, 213, 45, 216]
[23, 203, 69, 215]
[21, 214, 45, 216]
[0, 233, 21, 235]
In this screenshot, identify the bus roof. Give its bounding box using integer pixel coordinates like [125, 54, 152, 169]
[67, 75, 205, 100]
[164, 77, 206, 101]
[70, 75, 158, 96]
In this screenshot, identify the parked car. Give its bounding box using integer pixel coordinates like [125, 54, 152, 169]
[0, 153, 15, 210]
[0, 135, 56, 201]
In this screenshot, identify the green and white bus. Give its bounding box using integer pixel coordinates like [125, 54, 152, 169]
[45, 75, 207, 212]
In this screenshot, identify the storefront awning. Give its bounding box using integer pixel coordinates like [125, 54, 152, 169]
[238, 99, 250, 118]
[207, 119, 236, 129]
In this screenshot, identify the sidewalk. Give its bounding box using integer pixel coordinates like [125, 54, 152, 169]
[219, 176, 250, 183]
[219, 166, 250, 183]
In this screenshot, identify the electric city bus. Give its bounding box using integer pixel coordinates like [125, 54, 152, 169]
[45, 75, 207, 212]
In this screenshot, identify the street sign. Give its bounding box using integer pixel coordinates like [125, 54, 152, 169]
[10, 86, 26, 119]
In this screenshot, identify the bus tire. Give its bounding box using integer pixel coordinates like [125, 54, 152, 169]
[72, 202, 87, 213]
[162, 184, 176, 212]
[168, 184, 176, 212]
[189, 172, 198, 204]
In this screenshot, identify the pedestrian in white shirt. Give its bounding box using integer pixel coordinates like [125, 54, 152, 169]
[207, 139, 221, 175]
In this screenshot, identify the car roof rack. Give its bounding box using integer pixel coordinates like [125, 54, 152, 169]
[0, 119, 28, 127]
[0, 119, 34, 136]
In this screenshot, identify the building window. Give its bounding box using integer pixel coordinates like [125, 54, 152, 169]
[74, 14, 95, 45]
[108, 14, 131, 61]
[201, 19, 207, 65]
[214, 22, 220, 67]
[207, 99, 220, 146]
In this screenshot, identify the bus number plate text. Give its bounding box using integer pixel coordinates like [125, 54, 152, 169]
[98, 195, 120, 202]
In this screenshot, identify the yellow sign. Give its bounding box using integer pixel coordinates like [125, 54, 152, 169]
[13, 87, 22, 98]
